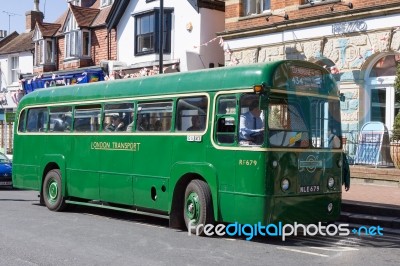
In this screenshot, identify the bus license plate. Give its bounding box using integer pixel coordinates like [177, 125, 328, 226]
[299, 185, 320, 193]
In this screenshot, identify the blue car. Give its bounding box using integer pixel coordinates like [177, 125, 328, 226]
[0, 152, 12, 187]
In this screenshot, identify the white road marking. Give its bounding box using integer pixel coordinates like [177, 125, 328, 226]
[276, 247, 329, 257]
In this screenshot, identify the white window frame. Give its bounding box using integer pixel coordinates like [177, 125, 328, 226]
[10, 56, 19, 84]
[81, 30, 91, 57]
[243, 0, 271, 16]
[101, 0, 114, 8]
[68, 0, 81, 6]
[64, 14, 79, 59]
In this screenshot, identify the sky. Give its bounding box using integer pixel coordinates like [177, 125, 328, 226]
[0, 0, 67, 34]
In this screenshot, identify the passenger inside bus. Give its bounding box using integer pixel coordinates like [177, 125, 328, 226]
[105, 116, 125, 131]
[239, 101, 264, 145]
[53, 114, 70, 131]
[187, 115, 202, 131]
[137, 119, 149, 131]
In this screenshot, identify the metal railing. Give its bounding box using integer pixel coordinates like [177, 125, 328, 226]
[342, 130, 395, 168]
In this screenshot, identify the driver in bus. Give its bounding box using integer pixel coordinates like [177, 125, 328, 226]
[239, 100, 264, 145]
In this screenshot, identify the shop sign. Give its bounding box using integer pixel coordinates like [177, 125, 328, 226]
[332, 20, 367, 35]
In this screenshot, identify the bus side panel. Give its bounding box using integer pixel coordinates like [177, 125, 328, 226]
[67, 136, 100, 200]
[12, 135, 43, 190]
[132, 136, 172, 212]
[12, 164, 40, 190]
[98, 136, 135, 206]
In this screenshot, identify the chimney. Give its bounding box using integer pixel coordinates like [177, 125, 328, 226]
[25, 0, 44, 32]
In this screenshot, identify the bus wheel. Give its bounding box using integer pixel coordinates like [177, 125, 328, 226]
[184, 180, 213, 235]
[42, 169, 67, 212]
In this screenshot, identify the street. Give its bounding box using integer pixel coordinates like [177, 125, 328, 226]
[0, 188, 399, 266]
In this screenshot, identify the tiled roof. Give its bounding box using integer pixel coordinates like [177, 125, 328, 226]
[0, 32, 34, 54]
[0, 31, 19, 49]
[91, 4, 112, 27]
[70, 4, 100, 28]
[37, 23, 61, 37]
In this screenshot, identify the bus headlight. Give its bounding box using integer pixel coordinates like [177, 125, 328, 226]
[281, 178, 290, 191]
[328, 177, 335, 189]
[272, 160, 278, 168]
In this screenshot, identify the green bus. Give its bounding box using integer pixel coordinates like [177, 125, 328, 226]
[13, 60, 344, 234]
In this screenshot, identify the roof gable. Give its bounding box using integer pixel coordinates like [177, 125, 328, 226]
[35, 22, 61, 38]
[0, 32, 34, 55]
[70, 4, 100, 28]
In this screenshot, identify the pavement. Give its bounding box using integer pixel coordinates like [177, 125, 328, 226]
[340, 182, 400, 230]
[342, 183, 400, 206]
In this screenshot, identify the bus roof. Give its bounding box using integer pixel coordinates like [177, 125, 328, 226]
[18, 60, 334, 108]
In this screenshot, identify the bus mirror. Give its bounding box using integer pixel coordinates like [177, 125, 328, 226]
[340, 93, 345, 102]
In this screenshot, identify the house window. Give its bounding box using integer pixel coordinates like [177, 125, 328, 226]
[82, 31, 90, 57]
[64, 14, 91, 59]
[64, 14, 79, 58]
[134, 9, 172, 55]
[101, 0, 114, 7]
[46, 40, 54, 63]
[68, 0, 81, 6]
[10, 56, 19, 83]
[243, 0, 271, 16]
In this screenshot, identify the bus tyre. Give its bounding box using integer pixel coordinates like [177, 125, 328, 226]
[184, 180, 213, 236]
[42, 169, 67, 212]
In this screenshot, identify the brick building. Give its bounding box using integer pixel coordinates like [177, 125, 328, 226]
[219, 0, 400, 159]
[23, 0, 117, 92]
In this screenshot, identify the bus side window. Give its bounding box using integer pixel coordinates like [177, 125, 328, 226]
[26, 108, 48, 132]
[103, 102, 134, 133]
[74, 105, 101, 132]
[18, 110, 26, 132]
[49, 106, 72, 132]
[215, 95, 236, 144]
[136, 101, 172, 132]
[175, 96, 208, 132]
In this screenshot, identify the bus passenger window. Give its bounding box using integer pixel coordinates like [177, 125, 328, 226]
[26, 108, 48, 132]
[74, 105, 101, 132]
[176, 96, 208, 132]
[49, 106, 72, 132]
[136, 101, 172, 132]
[103, 102, 134, 133]
[18, 110, 26, 132]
